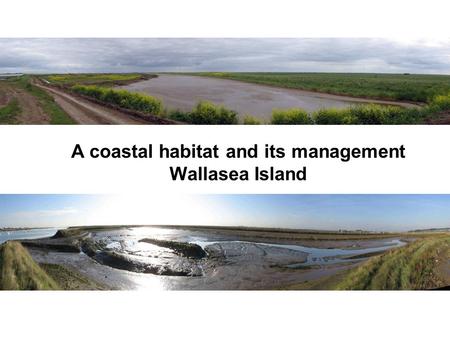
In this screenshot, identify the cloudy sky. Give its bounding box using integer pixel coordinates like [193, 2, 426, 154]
[1, 38, 450, 74]
[1, 194, 450, 231]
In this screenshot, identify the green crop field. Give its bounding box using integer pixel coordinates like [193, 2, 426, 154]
[44, 73, 155, 87]
[193, 72, 450, 103]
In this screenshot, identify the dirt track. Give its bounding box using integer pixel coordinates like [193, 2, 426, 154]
[35, 83, 148, 125]
[0, 82, 49, 124]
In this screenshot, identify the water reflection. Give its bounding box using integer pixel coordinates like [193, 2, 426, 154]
[0, 228, 57, 244]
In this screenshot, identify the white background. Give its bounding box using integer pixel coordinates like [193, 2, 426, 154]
[0, 125, 449, 194]
[1, 1, 450, 337]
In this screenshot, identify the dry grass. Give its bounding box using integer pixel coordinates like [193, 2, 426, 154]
[336, 234, 450, 290]
[0, 241, 59, 290]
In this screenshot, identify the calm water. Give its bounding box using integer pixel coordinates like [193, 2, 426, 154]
[0, 228, 57, 244]
[122, 74, 356, 121]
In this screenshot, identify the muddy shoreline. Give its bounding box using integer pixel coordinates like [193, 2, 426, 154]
[17, 225, 413, 290]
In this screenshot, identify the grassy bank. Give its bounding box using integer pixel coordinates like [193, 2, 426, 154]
[283, 234, 449, 290]
[44, 73, 155, 87]
[193, 72, 450, 103]
[0, 241, 59, 290]
[0, 241, 106, 290]
[337, 235, 450, 290]
[264, 91, 450, 124]
[72, 84, 163, 115]
[0, 99, 20, 124]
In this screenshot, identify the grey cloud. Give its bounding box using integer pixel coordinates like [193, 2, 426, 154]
[0, 38, 449, 74]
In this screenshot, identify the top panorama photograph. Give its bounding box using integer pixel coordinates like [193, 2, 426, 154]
[1, 38, 450, 125]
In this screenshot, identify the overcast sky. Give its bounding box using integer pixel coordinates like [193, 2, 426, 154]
[1, 38, 450, 74]
[1, 194, 450, 231]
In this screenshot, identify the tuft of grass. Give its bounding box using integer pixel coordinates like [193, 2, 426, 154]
[0, 241, 59, 290]
[313, 108, 352, 124]
[0, 99, 20, 124]
[243, 115, 262, 125]
[271, 108, 312, 124]
[169, 101, 238, 124]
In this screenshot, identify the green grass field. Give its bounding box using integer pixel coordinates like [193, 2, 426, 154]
[44, 73, 155, 87]
[0, 99, 21, 124]
[193, 72, 450, 103]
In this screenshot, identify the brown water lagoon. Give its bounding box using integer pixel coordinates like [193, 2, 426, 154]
[121, 75, 370, 121]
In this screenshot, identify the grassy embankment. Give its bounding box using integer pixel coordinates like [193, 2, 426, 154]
[286, 234, 450, 290]
[0, 241, 59, 290]
[0, 241, 105, 290]
[336, 234, 450, 290]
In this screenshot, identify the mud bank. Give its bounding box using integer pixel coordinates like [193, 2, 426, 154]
[21, 225, 411, 290]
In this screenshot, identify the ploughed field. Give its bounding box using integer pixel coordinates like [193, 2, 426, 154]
[1, 225, 448, 290]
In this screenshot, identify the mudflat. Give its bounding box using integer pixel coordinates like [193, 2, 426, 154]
[21, 225, 413, 290]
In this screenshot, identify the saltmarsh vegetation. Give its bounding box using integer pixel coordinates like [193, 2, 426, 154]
[194, 72, 450, 103]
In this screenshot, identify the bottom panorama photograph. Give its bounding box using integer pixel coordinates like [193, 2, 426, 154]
[0, 194, 449, 291]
